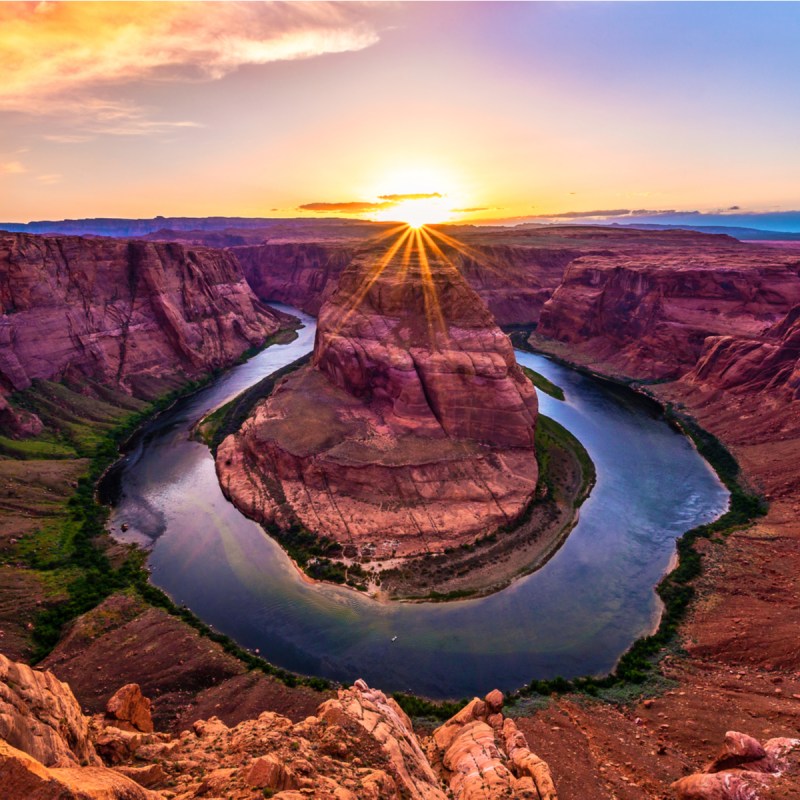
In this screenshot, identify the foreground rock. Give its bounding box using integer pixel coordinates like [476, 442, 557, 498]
[0, 653, 556, 799]
[430, 689, 557, 799]
[217, 231, 538, 559]
[0, 652, 99, 768]
[105, 684, 153, 733]
[672, 731, 800, 800]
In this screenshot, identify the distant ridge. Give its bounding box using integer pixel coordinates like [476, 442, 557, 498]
[0, 216, 379, 238]
[610, 223, 800, 241]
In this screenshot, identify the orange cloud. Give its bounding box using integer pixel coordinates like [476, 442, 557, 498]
[0, 161, 26, 175]
[1, 2, 379, 125]
[298, 201, 391, 213]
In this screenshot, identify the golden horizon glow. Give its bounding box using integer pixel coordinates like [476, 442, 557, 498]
[374, 196, 456, 228]
[2, 3, 798, 223]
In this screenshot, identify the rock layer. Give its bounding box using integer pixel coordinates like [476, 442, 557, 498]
[217, 233, 538, 556]
[535, 235, 800, 380]
[232, 236, 580, 325]
[0, 233, 287, 404]
[683, 304, 800, 400]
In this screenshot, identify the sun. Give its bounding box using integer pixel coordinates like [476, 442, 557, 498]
[374, 196, 454, 228]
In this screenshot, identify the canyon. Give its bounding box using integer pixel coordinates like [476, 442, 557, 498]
[0, 221, 799, 799]
[216, 231, 541, 572]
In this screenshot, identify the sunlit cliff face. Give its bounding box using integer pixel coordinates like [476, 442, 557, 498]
[328, 222, 504, 350]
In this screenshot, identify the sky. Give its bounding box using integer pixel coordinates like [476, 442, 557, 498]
[2, 1, 800, 226]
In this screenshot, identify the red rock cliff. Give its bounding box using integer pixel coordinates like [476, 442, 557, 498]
[535, 237, 800, 380]
[0, 233, 287, 400]
[232, 237, 579, 326]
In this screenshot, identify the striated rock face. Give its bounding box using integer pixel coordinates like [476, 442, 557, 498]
[105, 685, 153, 734]
[672, 731, 800, 800]
[536, 239, 800, 381]
[233, 237, 579, 326]
[683, 304, 800, 400]
[217, 233, 538, 556]
[0, 740, 159, 800]
[0, 233, 287, 403]
[429, 689, 557, 800]
[318, 679, 447, 800]
[233, 242, 355, 315]
[0, 651, 99, 768]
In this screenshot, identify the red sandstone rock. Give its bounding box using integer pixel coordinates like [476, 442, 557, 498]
[535, 236, 800, 381]
[707, 731, 767, 773]
[430, 689, 557, 799]
[0, 740, 160, 800]
[217, 234, 538, 557]
[684, 304, 800, 400]
[673, 731, 800, 800]
[0, 233, 286, 407]
[0, 652, 99, 768]
[1, 649, 559, 799]
[234, 237, 580, 326]
[105, 684, 153, 734]
[671, 771, 764, 800]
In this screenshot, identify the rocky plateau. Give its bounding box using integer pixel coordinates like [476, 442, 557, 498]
[0, 233, 289, 432]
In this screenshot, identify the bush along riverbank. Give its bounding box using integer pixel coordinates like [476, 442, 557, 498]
[24, 374, 334, 690]
[389, 341, 768, 721]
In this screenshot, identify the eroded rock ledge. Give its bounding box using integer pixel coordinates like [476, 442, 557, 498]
[217, 235, 539, 561]
[0, 651, 557, 799]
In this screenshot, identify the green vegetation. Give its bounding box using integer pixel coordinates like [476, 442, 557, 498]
[1, 330, 333, 693]
[198, 352, 311, 452]
[394, 364, 766, 718]
[379, 410, 596, 602]
[391, 692, 470, 721]
[521, 365, 565, 401]
[1, 324, 766, 719]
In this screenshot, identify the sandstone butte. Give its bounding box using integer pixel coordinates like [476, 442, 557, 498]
[0, 233, 289, 434]
[216, 234, 539, 559]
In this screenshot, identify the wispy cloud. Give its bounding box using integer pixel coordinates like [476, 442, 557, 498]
[41, 134, 94, 144]
[35, 173, 62, 185]
[1, 2, 380, 135]
[298, 201, 391, 213]
[0, 161, 26, 175]
[378, 192, 443, 202]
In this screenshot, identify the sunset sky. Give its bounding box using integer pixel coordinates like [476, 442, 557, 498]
[2, 1, 799, 225]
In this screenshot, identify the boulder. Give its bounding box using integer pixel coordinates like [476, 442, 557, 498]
[106, 684, 153, 733]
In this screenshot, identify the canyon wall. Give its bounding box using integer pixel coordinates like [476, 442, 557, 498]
[233, 242, 355, 315]
[535, 241, 800, 380]
[0, 233, 287, 404]
[233, 239, 580, 326]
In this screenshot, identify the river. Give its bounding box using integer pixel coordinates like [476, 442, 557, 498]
[104, 304, 729, 698]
